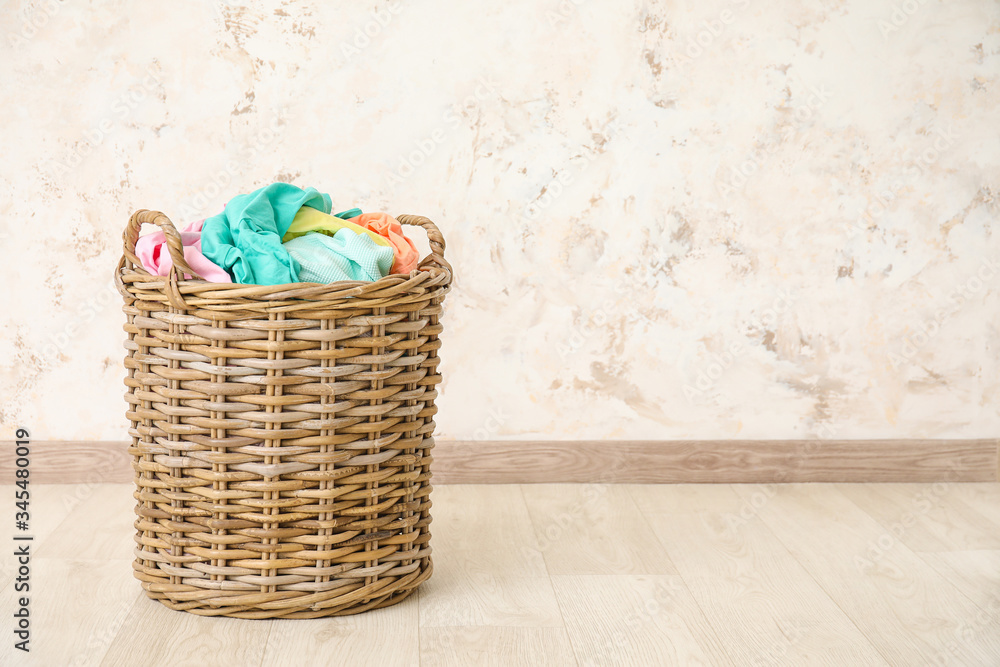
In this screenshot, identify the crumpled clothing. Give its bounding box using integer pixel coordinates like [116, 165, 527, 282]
[283, 206, 390, 248]
[348, 212, 419, 275]
[135, 218, 233, 283]
[201, 182, 333, 285]
[284, 229, 395, 283]
[333, 207, 363, 220]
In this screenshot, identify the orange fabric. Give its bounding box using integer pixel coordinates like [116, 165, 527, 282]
[349, 212, 419, 275]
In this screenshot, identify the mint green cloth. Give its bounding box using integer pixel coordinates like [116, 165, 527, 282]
[284, 230, 394, 283]
[201, 182, 333, 285]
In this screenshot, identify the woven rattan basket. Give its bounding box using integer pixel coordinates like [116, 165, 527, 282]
[114, 208, 451, 618]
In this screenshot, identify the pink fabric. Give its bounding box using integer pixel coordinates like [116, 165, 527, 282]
[135, 219, 233, 282]
[348, 212, 420, 275]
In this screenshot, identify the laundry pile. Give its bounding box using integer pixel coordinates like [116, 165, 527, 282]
[135, 182, 419, 285]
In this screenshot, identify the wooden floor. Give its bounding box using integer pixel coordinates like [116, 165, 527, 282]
[2, 482, 999, 666]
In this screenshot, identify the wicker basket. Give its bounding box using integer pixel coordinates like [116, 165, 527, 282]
[114, 208, 451, 618]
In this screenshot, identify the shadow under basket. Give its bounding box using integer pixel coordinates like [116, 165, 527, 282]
[114, 209, 452, 618]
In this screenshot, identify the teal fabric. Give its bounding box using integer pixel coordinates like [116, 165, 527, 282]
[201, 183, 333, 285]
[334, 207, 363, 220]
[284, 230, 394, 284]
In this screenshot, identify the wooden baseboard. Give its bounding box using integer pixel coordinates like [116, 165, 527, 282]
[0, 439, 996, 484]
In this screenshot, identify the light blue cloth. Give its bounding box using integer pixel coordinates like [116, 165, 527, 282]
[201, 182, 333, 285]
[284, 230, 395, 284]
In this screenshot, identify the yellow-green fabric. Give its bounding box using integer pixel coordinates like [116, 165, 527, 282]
[282, 207, 390, 247]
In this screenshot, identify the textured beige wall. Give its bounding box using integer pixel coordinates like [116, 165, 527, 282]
[1, 0, 998, 441]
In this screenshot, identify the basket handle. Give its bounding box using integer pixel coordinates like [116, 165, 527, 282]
[122, 209, 205, 281]
[397, 214, 452, 275]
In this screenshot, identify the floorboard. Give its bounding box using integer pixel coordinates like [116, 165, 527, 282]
[0, 482, 995, 666]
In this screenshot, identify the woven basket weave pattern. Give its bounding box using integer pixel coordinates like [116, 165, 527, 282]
[115, 209, 451, 618]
